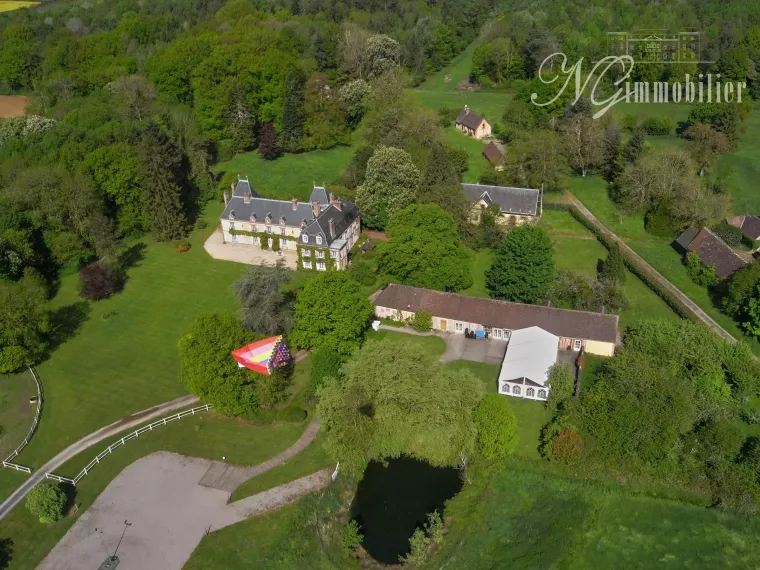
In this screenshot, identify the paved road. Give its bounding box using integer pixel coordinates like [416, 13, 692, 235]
[378, 324, 507, 365]
[567, 194, 737, 343]
[0, 394, 199, 521]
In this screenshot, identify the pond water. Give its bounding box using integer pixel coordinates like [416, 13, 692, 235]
[351, 456, 463, 564]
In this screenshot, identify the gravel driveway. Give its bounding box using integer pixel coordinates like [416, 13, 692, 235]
[38, 452, 331, 570]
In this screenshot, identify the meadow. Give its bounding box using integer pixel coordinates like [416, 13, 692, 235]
[0, 371, 37, 459]
[0, 2, 37, 13]
[435, 462, 760, 569]
[214, 146, 354, 201]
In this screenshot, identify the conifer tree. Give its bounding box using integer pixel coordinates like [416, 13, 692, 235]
[486, 226, 555, 303]
[622, 128, 645, 163]
[227, 83, 256, 153]
[599, 242, 626, 285]
[138, 123, 188, 241]
[280, 70, 306, 152]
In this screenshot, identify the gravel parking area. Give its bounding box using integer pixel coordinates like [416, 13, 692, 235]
[38, 452, 330, 570]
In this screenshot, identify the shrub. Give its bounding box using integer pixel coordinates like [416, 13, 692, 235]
[644, 199, 684, 238]
[711, 223, 745, 247]
[401, 511, 443, 565]
[550, 428, 584, 464]
[25, 482, 67, 523]
[641, 115, 672, 135]
[79, 262, 122, 301]
[685, 251, 718, 287]
[176, 240, 191, 253]
[341, 520, 363, 555]
[271, 235, 280, 251]
[410, 311, 432, 332]
[307, 347, 342, 395]
[448, 147, 469, 174]
[474, 394, 518, 459]
[196, 219, 208, 230]
[622, 113, 638, 131]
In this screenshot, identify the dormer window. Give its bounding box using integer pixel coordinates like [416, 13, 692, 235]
[316, 235, 323, 245]
[249, 214, 256, 222]
[229, 210, 236, 220]
[265, 214, 272, 224]
[302, 234, 308, 243]
[279, 216, 286, 225]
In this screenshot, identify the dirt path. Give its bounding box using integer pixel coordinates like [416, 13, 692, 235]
[567, 193, 736, 342]
[37, 452, 331, 570]
[0, 95, 29, 118]
[0, 395, 199, 521]
[198, 417, 320, 493]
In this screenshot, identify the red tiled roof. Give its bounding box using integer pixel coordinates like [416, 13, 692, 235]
[373, 284, 618, 343]
[483, 141, 503, 163]
[683, 228, 747, 278]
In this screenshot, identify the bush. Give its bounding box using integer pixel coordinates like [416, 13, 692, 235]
[176, 240, 191, 253]
[341, 520, 363, 555]
[308, 347, 342, 395]
[271, 235, 280, 252]
[410, 311, 432, 332]
[622, 113, 638, 131]
[25, 482, 67, 523]
[644, 199, 684, 238]
[79, 262, 122, 301]
[196, 219, 208, 230]
[550, 428, 584, 464]
[685, 251, 718, 287]
[711, 223, 745, 247]
[641, 115, 672, 135]
[474, 394, 518, 459]
[448, 147, 469, 174]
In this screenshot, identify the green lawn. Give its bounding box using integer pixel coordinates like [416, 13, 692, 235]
[230, 430, 333, 502]
[414, 90, 513, 133]
[462, 248, 492, 298]
[0, 371, 37, 459]
[214, 147, 355, 201]
[435, 461, 760, 569]
[365, 329, 447, 356]
[722, 110, 760, 213]
[1, 412, 310, 570]
[15, 212, 249, 469]
[443, 126, 489, 182]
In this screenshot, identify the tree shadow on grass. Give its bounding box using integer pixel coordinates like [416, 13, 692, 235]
[46, 301, 92, 356]
[0, 537, 13, 569]
[118, 242, 148, 271]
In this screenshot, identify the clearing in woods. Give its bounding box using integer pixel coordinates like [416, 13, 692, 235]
[0, 96, 30, 117]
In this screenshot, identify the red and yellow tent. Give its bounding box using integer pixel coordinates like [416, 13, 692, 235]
[231, 335, 290, 375]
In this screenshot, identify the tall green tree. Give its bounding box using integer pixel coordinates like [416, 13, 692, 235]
[486, 226, 555, 303]
[622, 128, 645, 163]
[178, 312, 259, 416]
[356, 145, 420, 229]
[25, 482, 67, 524]
[599, 242, 626, 285]
[291, 272, 373, 356]
[377, 204, 473, 291]
[316, 339, 483, 475]
[138, 124, 188, 241]
[234, 260, 293, 335]
[280, 70, 306, 152]
[0, 270, 50, 374]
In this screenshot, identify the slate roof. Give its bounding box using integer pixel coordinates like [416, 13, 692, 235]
[462, 183, 540, 216]
[676, 227, 748, 278]
[373, 284, 618, 344]
[456, 108, 487, 130]
[221, 179, 358, 248]
[483, 141, 503, 163]
[727, 215, 760, 241]
[674, 227, 699, 251]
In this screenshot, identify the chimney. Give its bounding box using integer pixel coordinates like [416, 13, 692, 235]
[230, 182, 235, 194]
[464, 104, 469, 114]
[328, 218, 336, 239]
[312, 200, 321, 218]
[328, 192, 335, 204]
[243, 191, 251, 205]
[291, 198, 298, 210]
[223, 191, 229, 206]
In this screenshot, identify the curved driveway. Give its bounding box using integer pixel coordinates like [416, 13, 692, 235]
[0, 395, 199, 521]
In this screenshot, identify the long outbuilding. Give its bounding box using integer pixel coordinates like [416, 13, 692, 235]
[372, 284, 618, 356]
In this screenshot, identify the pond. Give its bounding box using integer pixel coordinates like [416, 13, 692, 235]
[351, 456, 463, 564]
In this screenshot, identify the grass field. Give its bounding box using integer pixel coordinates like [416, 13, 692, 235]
[0, 372, 37, 459]
[0, 412, 311, 570]
[14, 210, 249, 469]
[214, 146, 354, 201]
[436, 462, 760, 569]
[443, 126, 489, 182]
[0, 2, 37, 13]
[722, 110, 760, 213]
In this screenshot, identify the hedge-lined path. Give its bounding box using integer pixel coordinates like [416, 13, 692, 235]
[567, 193, 736, 342]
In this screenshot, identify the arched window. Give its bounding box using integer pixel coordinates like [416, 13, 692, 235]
[538, 389, 547, 399]
[526, 388, 535, 398]
[512, 385, 521, 395]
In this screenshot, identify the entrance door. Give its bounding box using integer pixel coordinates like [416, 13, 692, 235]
[440, 319, 447, 331]
[574, 339, 582, 351]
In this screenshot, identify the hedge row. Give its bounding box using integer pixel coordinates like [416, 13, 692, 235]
[542, 202, 570, 212]
[568, 205, 698, 323]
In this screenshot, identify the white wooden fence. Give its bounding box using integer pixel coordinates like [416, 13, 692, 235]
[45, 404, 213, 486]
[1, 367, 43, 475]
